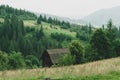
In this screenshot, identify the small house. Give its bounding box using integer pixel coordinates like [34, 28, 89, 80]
[41, 48, 70, 67]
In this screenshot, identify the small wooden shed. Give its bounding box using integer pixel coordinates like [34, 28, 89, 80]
[41, 48, 70, 67]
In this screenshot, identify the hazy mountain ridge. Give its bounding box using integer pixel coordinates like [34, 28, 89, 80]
[35, 6, 120, 27]
[35, 13, 88, 25]
[82, 6, 120, 26]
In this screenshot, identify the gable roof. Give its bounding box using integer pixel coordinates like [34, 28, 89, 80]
[46, 48, 70, 64]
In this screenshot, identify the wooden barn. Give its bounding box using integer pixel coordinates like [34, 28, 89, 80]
[41, 48, 70, 67]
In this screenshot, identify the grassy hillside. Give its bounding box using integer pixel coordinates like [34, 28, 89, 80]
[0, 17, 76, 38]
[23, 20, 78, 48]
[0, 57, 120, 80]
[24, 19, 76, 38]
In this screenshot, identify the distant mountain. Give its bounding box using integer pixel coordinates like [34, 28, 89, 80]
[35, 13, 87, 25]
[35, 5, 120, 27]
[82, 6, 120, 26]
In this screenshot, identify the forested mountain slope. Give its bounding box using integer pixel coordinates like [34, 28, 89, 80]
[0, 5, 37, 20]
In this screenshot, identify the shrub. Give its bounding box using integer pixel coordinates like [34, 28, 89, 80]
[0, 51, 9, 70]
[69, 40, 83, 64]
[25, 55, 40, 68]
[8, 51, 26, 69]
[84, 44, 99, 62]
[58, 53, 75, 66]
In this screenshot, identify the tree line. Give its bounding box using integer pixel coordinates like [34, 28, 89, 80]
[37, 15, 71, 29]
[0, 5, 37, 20]
[51, 32, 72, 42]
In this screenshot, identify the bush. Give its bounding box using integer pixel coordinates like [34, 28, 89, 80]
[25, 55, 40, 68]
[58, 53, 75, 66]
[84, 44, 99, 62]
[69, 40, 83, 64]
[51, 32, 72, 42]
[0, 51, 9, 70]
[8, 51, 26, 69]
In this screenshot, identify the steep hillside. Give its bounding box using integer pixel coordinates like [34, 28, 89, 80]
[23, 20, 76, 38]
[0, 57, 120, 80]
[82, 6, 120, 26]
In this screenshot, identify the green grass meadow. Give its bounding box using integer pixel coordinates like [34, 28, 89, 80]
[0, 57, 120, 80]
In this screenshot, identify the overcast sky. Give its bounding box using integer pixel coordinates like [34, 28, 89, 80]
[1, 0, 120, 19]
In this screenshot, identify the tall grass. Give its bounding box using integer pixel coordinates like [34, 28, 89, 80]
[0, 57, 120, 80]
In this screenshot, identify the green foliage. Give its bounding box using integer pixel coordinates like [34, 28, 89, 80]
[113, 39, 120, 56]
[25, 55, 40, 68]
[58, 53, 75, 66]
[0, 50, 41, 70]
[69, 40, 83, 64]
[83, 19, 120, 63]
[0, 51, 9, 70]
[61, 21, 71, 29]
[36, 15, 71, 29]
[0, 15, 25, 52]
[51, 32, 72, 42]
[48, 17, 53, 23]
[0, 5, 37, 20]
[0, 51, 26, 70]
[84, 44, 99, 62]
[70, 24, 92, 41]
[8, 51, 25, 69]
[0, 15, 49, 69]
[76, 31, 89, 41]
[106, 19, 116, 42]
[90, 29, 115, 59]
[37, 15, 42, 24]
[34, 25, 44, 40]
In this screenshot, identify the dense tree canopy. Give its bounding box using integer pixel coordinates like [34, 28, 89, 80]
[69, 40, 83, 64]
[91, 29, 112, 59]
[0, 5, 37, 20]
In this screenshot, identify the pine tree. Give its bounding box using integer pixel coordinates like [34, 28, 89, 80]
[91, 29, 116, 59]
[19, 20, 25, 35]
[40, 25, 44, 36]
[37, 15, 42, 24]
[43, 15, 47, 22]
[88, 23, 92, 34]
[48, 17, 52, 23]
[106, 19, 116, 42]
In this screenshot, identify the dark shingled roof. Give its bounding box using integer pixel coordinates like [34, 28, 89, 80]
[47, 48, 70, 64]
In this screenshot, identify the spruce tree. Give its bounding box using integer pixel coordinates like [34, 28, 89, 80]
[106, 19, 116, 42]
[37, 15, 42, 24]
[91, 29, 116, 59]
